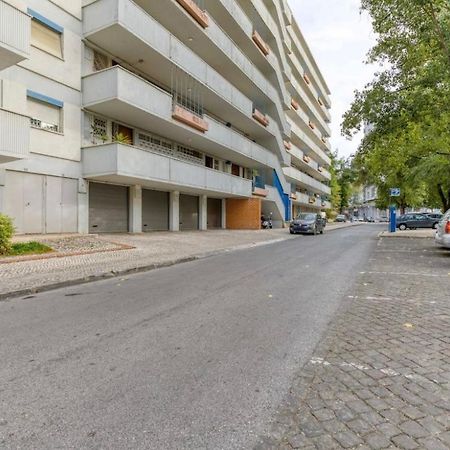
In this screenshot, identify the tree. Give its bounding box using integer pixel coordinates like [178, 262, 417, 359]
[342, 0, 450, 211]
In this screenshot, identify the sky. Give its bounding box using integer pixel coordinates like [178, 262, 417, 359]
[287, 0, 377, 158]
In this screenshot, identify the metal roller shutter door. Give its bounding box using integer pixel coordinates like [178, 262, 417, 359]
[142, 189, 169, 231]
[207, 198, 222, 229]
[180, 194, 198, 230]
[89, 182, 128, 233]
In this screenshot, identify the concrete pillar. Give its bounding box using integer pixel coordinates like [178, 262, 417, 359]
[169, 190, 180, 231]
[199, 194, 207, 231]
[221, 198, 226, 229]
[77, 178, 89, 234]
[0, 169, 5, 214]
[129, 185, 142, 233]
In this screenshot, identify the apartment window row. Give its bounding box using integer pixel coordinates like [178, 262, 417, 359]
[28, 9, 63, 59]
[85, 113, 254, 180]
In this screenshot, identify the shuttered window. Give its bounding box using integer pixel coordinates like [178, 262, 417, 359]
[28, 95, 62, 133]
[29, 10, 63, 58]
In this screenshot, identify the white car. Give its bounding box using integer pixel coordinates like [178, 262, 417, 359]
[435, 209, 450, 248]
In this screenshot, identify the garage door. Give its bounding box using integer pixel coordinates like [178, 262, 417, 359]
[4, 171, 44, 234]
[89, 182, 128, 233]
[207, 198, 222, 229]
[45, 176, 78, 233]
[142, 189, 169, 231]
[3, 171, 78, 234]
[180, 194, 198, 230]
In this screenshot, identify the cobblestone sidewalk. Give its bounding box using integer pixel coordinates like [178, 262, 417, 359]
[257, 237, 450, 449]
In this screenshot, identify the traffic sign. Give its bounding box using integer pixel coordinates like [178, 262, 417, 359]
[390, 188, 401, 197]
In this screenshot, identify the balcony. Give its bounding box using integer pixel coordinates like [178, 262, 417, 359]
[0, 0, 30, 70]
[175, 0, 208, 28]
[83, 143, 252, 197]
[82, 0, 283, 148]
[288, 117, 331, 167]
[287, 145, 331, 182]
[0, 109, 30, 163]
[283, 166, 331, 196]
[132, 0, 290, 139]
[292, 192, 330, 210]
[82, 66, 281, 171]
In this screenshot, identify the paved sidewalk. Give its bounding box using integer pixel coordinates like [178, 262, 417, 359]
[258, 236, 450, 449]
[0, 223, 356, 298]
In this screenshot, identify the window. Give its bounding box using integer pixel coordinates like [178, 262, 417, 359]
[27, 91, 63, 133]
[28, 10, 63, 59]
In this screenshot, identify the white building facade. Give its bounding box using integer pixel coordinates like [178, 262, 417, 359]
[0, 0, 331, 234]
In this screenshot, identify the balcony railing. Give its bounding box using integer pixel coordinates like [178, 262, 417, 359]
[0, 108, 30, 163]
[0, 0, 30, 70]
[83, 143, 253, 197]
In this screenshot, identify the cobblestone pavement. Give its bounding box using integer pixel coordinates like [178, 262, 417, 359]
[257, 237, 450, 449]
[0, 224, 357, 298]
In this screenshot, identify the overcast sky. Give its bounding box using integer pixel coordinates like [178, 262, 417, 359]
[287, 0, 376, 158]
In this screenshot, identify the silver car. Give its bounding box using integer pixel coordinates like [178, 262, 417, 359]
[435, 209, 450, 248]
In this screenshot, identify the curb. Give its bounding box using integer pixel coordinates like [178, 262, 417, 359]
[377, 231, 435, 239]
[0, 224, 357, 301]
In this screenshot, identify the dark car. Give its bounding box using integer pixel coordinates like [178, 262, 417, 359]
[290, 213, 326, 235]
[396, 213, 439, 230]
[425, 212, 443, 223]
[335, 214, 346, 222]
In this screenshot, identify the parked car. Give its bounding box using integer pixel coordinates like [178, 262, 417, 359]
[396, 213, 439, 230]
[335, 214, 346, 223]
[367, 217, 375, 223]
[290, 213, 326, 235]
[435, 209, 450, 248]
[425, 212, 443, 222]
[379, 216, 389, 223]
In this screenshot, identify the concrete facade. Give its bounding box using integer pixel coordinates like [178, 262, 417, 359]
[0, 0, 332, 234]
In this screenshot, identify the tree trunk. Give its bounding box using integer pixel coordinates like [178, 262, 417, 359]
[437, 184, 450, 212]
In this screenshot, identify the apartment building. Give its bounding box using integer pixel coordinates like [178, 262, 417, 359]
[0, 0, 331, 234]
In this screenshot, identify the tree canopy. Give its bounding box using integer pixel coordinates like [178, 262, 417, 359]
[342, 0, 450, 212]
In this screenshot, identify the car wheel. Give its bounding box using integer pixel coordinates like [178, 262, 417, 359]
[432, 222, 438, 229]
[320, 229, 324, 234]
[289, 230, 294, 234]
[399, 224, 407, 231]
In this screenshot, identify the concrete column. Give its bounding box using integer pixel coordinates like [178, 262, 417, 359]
[129, 185, 142, 233]
[0, 169, 5, 215]
[77, 178, 89, 234]
[199, 194, 207, 231]
[169, 190, 180, 231]
[221, 198, 227, 229]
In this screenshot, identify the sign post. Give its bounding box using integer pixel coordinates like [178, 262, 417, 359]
[388, 188, 400, 233]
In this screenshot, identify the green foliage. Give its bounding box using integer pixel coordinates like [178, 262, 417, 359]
[342, 0, 450, 211]
[8, 241, 52, 256]
[329, 152, 342, 211]
[112, 132, 132, 145]
[0, 214, 14, 255]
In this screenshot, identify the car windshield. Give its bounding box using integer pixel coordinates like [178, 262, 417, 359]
[297, 213, 316, 221]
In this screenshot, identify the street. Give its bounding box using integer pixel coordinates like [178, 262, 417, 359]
[0, 225, 380, 449]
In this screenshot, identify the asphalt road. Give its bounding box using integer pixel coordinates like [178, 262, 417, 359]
[0, 225, 382, 449]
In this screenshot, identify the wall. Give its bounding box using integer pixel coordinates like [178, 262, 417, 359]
[226, 197, 261, 229]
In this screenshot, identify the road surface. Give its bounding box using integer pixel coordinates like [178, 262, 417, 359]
[0, 225, 382, 449]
